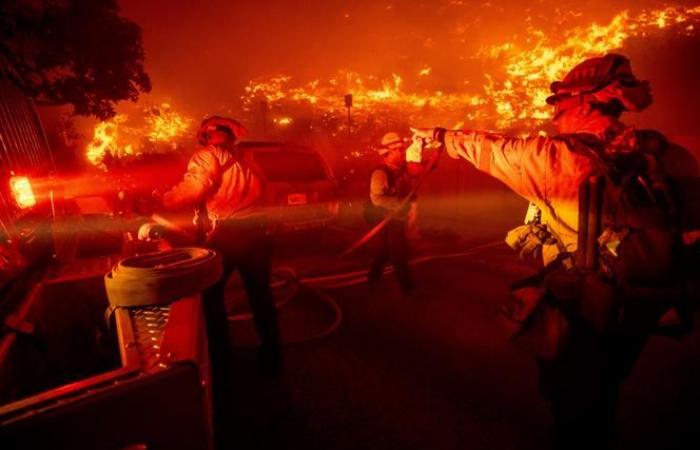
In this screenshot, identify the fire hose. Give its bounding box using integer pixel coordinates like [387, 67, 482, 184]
[107, 224, 502, 345]
[104, 247, 222, 307]
[109, 141, 501, 344]
[223, 240, 503, 346]
[340, 140, 443, 257]
[300, 240, 503, 289]
[220, 141, 449, 342]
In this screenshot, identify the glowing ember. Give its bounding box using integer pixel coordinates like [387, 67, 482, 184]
[418, 67, 432, 77]
[274, 116, 293, 126]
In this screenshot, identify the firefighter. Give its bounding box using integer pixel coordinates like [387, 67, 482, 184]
[413, 54, 699, 449]
[158, 116, 281, 444]
[364, 131, 416, 294]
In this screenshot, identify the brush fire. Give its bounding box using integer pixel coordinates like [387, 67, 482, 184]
[86, 103, 193, 169]
[83, 4, 700, 169]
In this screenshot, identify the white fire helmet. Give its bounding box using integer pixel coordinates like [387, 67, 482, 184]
[378, 131, 408, 155]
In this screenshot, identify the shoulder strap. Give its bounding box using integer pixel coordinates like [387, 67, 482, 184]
[207, 148, 240, 196]
[561, 134, 615, 179]
[193, 148, 243, 243]
[195, 148, 239, 210]
[219, 151, 239, 174]
[370, 164, 395, 189]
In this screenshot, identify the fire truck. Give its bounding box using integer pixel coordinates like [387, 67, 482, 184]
[0, 59, 214, 449]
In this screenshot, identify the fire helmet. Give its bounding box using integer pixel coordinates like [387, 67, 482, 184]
[378, 131, 407, 155]
[546, 53, 652, 113]
[197, 116, 249, 145]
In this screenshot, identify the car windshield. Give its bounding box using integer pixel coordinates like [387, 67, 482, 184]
[252, 151, 328, 182]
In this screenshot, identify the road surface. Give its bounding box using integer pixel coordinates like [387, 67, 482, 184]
[222, 190, 700, 450]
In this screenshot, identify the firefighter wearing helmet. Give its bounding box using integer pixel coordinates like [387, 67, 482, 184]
[413, 54, 699, 449]
[159, 116, 281, 443]
[364, 131, 417, 294]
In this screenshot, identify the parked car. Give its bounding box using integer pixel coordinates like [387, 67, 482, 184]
[237, 141, 339, 232]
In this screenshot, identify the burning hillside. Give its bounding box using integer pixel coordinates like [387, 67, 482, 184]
[86, 3, 700, 167]
[239, 5, 700, 135]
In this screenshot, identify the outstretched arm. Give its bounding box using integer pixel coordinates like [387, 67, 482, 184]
[444, 130, 553, 198]
[414, 128, 561, 202]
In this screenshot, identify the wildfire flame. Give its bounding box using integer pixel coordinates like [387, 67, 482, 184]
[83, 4, 700, 168]
[86, 115, 134, 169]
[242, 70, 485, 133]
[85, 104, 193, 169]
[241, 5, 700, 133]
[145, 103, 193, 143]
[482, 5, 700, 127]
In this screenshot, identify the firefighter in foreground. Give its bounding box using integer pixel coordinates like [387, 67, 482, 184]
[413, 54, 699, 449]
[364, 132, 417, 294]
[158, 116, 281, 442]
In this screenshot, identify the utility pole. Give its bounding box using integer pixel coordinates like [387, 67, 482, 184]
[259, 100, 268, 137]
[344, 94, 353, 138]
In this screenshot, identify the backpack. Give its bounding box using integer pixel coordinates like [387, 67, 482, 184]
[563, 130, 692, 287]
[503, 130, 697, 358]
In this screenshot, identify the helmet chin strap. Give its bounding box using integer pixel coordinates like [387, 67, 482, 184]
[223, 140, 238, 153]
[554, 106, 622, 139]
[206, 129, 236, 147]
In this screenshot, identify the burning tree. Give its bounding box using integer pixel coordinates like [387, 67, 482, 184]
[85, 103, 194, 170]
[144, 104, 193, 145]
[0, 0, 151, 120]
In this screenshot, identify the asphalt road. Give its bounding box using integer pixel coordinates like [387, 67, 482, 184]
[222, 191, 700, 450]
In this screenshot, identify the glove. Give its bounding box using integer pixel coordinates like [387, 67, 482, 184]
[518, 233, 546, 261]
[137, 222, 166, 241]
[405, 136, 423, 163]
[410, 127, 447, 145]
[505, 224, 556, 261]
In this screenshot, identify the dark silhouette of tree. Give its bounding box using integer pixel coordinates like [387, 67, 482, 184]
[0, 0, 151, 119]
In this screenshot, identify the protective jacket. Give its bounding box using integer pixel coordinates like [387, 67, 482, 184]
[163, 145, 264, 222]
[443, 119, 698, 265]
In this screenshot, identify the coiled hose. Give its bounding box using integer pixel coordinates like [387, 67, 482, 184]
[105, 247, 222, 307]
